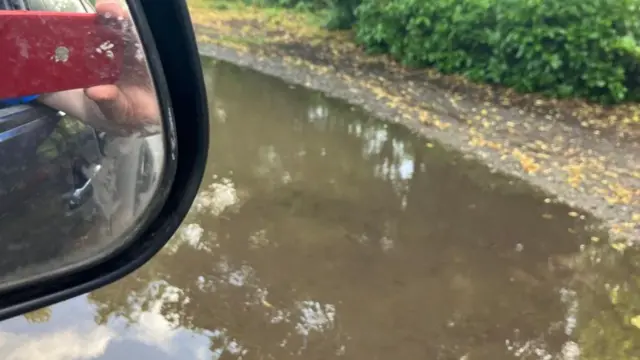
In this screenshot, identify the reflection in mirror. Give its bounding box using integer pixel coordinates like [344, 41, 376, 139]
[0, 0, 166, 289]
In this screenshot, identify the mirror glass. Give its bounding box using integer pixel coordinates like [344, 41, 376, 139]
[0, 0, 168, 289]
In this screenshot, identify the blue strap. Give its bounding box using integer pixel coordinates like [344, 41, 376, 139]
[0, 94, 40, 106]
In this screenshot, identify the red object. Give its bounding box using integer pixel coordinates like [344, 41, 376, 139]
[0, 10, 125, 99]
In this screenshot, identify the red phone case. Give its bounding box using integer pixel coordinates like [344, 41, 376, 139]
[0, 10, 125, 100]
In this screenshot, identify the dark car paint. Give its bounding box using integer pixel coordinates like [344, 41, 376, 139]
[0, 103, 102, 275]
[0, 104, 160, 279]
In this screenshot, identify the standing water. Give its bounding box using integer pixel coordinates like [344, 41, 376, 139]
[0, 58, 638, 360]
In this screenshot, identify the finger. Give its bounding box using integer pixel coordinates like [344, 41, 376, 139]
[94, 0, 140, 70]
[85, 85, 159, 128]
[85, 84, 118, 102]
[95, 0, 127, 20]
[85, 85, 126, 122]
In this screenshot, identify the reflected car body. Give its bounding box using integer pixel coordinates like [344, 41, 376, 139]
[0, 101, 161, 278]
[0, 104, 99, 272]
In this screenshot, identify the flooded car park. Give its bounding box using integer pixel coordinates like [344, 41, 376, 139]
[0, 58, 638, 360]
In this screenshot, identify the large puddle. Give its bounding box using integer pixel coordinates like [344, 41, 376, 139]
[1, 59, 639, 360]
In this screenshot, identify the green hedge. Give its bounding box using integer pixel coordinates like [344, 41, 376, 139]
[354, 0, 640, 103]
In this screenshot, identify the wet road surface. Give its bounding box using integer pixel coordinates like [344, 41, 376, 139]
[1, 58, 639, 360]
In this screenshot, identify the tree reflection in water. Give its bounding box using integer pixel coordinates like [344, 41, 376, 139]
[62, 59, 640, 360]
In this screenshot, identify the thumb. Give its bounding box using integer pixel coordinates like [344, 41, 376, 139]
[85, 85, 127, 123]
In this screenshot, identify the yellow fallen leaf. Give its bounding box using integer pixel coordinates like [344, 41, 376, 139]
[611, 242, 627, 253]
[631, 315, 640, 329]
[609, 285, 620, 305]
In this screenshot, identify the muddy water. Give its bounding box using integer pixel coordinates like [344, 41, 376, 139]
[1, 58, 639, 360]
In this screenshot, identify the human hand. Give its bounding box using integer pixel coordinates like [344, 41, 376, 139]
[84, 0, 160, 132]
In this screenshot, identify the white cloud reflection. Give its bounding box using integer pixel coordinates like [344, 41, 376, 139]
[0, 326, 114, 360]
[0, 282, 208, 360]
[192, 176, 240, 216]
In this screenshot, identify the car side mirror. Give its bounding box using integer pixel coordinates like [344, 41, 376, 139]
[0, 0, 208, 320]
